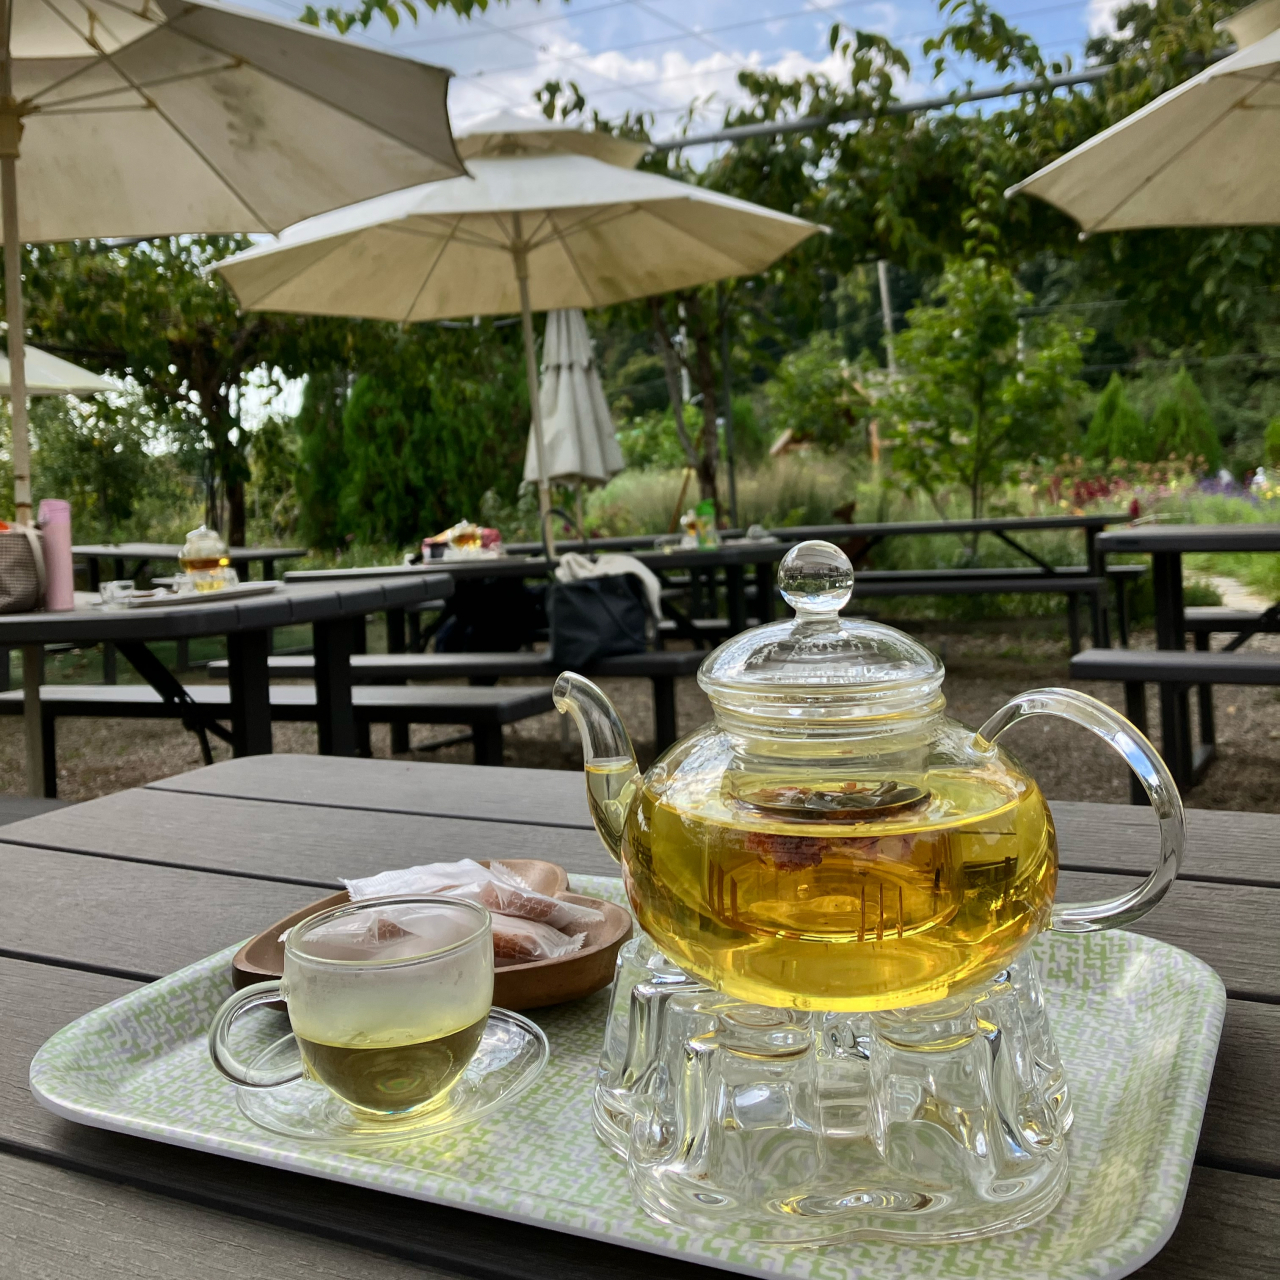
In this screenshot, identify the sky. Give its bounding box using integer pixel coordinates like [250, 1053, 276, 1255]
[243, 0, 1127, 150]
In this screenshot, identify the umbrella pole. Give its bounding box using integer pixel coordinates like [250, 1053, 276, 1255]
[0, 15, 42, 800]
[513, 229, 553, 556]
[0, 23, 28, 528]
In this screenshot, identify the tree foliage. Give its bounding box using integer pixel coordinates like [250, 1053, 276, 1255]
[1150, 367, 1223, 469]
[1085, 373, 1154, 462]
[880, 259, 1087, 518]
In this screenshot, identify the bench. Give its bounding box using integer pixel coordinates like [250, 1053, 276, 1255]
[207, 648, 706, 752]
[0, 683, 554, 794]
[1070, 647, 1280, 798]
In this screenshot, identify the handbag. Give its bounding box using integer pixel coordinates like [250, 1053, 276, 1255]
[542, 508, 650, 670]
[0, 523, 46, 614]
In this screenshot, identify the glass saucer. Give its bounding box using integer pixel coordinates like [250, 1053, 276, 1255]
[236, 1008, 548, 1145]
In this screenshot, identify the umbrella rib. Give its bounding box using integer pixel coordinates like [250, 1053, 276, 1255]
[526, 204, 640, 250]
[402, 215, 466, 322]
[26, 0, 164, 105]
[65, 38, 276, 230]
[32, 61, 243, 112]
[543, 210, 605, 308]
[32, 0, 457, 164]
[1090, 66, 1280, 232]
[384, 219, 511, 252]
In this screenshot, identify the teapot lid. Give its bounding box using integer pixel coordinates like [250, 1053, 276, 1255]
[698, 540, 944, 729]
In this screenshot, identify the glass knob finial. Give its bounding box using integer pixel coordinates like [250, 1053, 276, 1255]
[777, 540, 854, 614]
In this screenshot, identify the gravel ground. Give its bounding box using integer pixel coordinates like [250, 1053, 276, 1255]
[2, 627, 1276, 811]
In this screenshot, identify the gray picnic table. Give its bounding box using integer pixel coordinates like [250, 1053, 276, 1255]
[0, 754, 1275, 1278]
[0, 577, 451, 797]
[73, 541, 307, 585]
[1095, 523, 1280, 788]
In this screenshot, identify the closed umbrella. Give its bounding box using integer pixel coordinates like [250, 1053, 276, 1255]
[213, 112, 821, 531]
[523, 308, 624, 508]
[1007, 0, 1280, 230]
[0, 345, 112, 396]
[0, 0, 463, 524]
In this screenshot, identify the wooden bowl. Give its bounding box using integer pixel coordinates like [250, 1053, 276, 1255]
[230, 859, 631, 1012]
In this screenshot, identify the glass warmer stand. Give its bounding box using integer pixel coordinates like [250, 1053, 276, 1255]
[593, 935, 1073, 1246]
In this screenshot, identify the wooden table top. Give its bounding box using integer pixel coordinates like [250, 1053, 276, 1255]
[0, 575, 453, 645]
[1097, 523, 1280, 554]
[1, 755, 1275, 1278]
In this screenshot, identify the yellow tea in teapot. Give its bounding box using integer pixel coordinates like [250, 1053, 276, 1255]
[616, 749, 1056, 1011]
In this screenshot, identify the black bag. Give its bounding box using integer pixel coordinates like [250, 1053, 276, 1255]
[548, 574, 649, 670]
[542, 506, 649, 670]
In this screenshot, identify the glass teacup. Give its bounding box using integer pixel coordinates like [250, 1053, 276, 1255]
[209, 896, 493, 1118]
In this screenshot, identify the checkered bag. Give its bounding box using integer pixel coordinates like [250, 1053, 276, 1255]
[0, 523, 46, 613]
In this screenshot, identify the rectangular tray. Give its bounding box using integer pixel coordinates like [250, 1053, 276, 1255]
[124, 582, 280, 608]
[30, 875, 1225, 1280]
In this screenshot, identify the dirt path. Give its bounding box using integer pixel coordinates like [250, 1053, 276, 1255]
[2, 629, 1275, 812]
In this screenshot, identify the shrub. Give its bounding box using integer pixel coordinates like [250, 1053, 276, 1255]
[1084, 374, 1156, 462]
[1150, 368, 1221, 470]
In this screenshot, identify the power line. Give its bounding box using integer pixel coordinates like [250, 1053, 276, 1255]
[652, 46, 1237, 150]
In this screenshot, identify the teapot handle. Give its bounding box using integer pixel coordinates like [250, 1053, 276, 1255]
[977, 687, 1184, 933]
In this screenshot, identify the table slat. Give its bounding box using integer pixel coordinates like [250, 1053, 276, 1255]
[147, 756, 596, 829]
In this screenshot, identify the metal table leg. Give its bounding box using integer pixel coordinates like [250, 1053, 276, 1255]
[314, 616, 358, 757]
[725, 564, 747, 634]
[22, 643, 44, 798]
[1151, 551, 1195, 790]
[652, 675, 677, 753]
[227, 629, 273, 757]
[755, 561, 775, 623]
[387, 606, 409, 755]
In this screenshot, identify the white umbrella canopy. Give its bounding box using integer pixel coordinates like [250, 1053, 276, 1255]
[1007, 0, 1280, 232]
[523, 308, 623, 488]
[214, 113, 821, 522]
[0, 344, 113, 395]
[0, 0, 463, 522]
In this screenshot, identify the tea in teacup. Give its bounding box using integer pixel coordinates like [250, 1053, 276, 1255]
[210, 896, 494, 1117]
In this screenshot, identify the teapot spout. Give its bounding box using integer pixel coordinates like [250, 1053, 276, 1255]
[553, 672, 640, 863]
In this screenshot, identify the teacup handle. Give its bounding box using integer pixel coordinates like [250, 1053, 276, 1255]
[977, 687, 1184, 933]
[208, 980, 305, 1088]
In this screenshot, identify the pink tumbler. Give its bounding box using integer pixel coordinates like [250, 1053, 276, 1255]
[38, 499, 75, 612]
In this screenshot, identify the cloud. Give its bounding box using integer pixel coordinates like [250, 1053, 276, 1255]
[1086, 0, 1130, 37]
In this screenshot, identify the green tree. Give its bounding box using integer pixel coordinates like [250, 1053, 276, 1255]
[1084, 373, 1155, 462]
[1265, 416, 1280, 467]
[881, 258, 1086, 518]
[1150, 367, 1222, 469]
[21, 237, 305, 545]
[764, 331, 869, 450]
[27, 393, 156, 540]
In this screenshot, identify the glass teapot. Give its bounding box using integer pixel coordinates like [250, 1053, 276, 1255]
[555, 540, 1183, 1012]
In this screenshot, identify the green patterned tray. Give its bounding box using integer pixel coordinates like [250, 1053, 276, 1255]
[30, 875, 1224, 1280]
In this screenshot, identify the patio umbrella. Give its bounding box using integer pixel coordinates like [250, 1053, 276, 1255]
[1006, 0, 1280, 231]
[0, 345, 112, 396]
[523, 309, 624, 516]
[213, 112, 821, 528]
[0, 0, 464, 524]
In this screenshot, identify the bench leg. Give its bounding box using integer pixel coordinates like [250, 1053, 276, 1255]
[1115, 580, 1130, 649]
[314, 617, 358, 757]
[652, 675, 677, 754]
[1066, 593, 1081, 656]
[41, 706, 57, 799]
[1123, 682, 1149, 806]
[1192, 632, 1217, 760]
[0, 646, 9, 693]
[228, 629, 273, 757]
[473, 724, 503, 766]
[102, 641, 117, 684]
[1088, 584, 1109, 649]
[1158, 681, 1194, 794]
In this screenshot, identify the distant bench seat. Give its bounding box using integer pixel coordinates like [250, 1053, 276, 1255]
[206, 648, 706, 750]
[0, 682, 554, 795]
[1069, 647, 1280, 801]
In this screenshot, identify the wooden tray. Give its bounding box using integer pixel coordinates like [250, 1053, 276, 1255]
[231, 859, 631, 1011]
